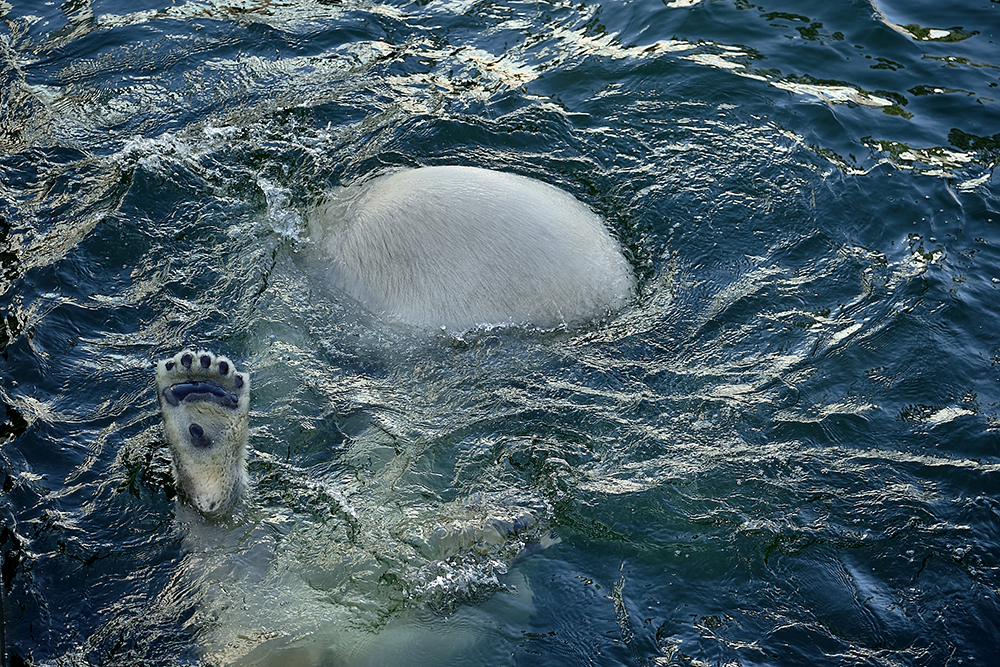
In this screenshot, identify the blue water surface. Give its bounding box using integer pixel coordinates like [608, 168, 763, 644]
[1, 0, 999, 665]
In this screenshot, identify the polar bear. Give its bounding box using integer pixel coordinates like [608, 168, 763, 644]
[151, 166, 627, 663]
[157, 167, 632, 515]
[306, 165, 634, 331]
[155, 349, 250, 517]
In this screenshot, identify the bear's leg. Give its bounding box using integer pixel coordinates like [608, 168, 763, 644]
[155, 350, 250, 516]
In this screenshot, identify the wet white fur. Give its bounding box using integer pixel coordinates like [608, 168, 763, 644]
[155, 350, 249, 516]
[307, 166, 634, 331]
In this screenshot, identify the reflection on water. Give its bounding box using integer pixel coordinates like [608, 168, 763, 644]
[1, 0, 998, 665]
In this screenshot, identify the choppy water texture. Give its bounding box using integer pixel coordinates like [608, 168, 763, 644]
[2, 0, 999, 664]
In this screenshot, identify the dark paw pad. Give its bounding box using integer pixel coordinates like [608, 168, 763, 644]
[189, 423, 212, 449]
[163, 381, 239, 409]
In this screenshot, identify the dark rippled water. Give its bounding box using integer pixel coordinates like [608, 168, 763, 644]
[2, 0, 998, 665]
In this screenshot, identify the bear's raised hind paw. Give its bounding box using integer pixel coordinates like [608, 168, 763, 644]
[155, 349, 250, 516]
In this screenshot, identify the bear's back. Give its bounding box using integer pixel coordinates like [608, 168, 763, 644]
[307, 166, 633, 331]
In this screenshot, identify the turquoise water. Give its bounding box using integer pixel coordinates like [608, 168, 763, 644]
[2, 0, 999, 664]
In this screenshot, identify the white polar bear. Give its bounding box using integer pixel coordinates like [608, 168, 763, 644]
[155, 349, 250, 516]
[306, 165, 634, 332]
[157, 167, 632, 515]
[152, 167, 628, 663]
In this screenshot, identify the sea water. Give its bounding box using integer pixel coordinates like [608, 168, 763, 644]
[1, 0, 998, 664]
